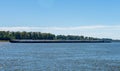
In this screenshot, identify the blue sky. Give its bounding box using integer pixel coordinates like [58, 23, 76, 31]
[0, 0, 120, 39]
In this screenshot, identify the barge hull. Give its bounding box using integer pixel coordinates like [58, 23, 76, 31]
[9, 40, 111, 43]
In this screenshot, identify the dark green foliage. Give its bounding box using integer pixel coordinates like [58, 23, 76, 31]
[56, 35, 67, 40]
[0, 31, 11, 40]
[0, 31, 99, 40]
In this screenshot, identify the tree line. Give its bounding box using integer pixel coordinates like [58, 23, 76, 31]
[0, 31, 99, 40]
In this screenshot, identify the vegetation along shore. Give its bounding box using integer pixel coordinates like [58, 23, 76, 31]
[0, 31, 112, 43]
[0, 31, 101, 40]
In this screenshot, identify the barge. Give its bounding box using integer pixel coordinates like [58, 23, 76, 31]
[9, 40, 112, 43]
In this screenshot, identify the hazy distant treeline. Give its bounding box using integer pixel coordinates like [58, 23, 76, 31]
[0, 31, 99, 40]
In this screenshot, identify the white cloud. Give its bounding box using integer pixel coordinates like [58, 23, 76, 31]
[0, 25, 120, 31]
[0, 25, 120, 39]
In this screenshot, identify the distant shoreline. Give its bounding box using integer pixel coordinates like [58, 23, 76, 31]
[1, 40, 120, 43]
[0, 40, 9, 42]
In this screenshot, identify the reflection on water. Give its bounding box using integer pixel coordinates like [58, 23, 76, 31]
[0, 42, 120, 71]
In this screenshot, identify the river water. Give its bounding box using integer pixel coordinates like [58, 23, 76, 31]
[0, 42, 120, 71]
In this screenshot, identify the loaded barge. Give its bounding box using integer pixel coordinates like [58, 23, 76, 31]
[9, 40, 111, 43]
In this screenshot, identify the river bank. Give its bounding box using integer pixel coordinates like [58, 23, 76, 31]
[0, 40, 9, 42]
